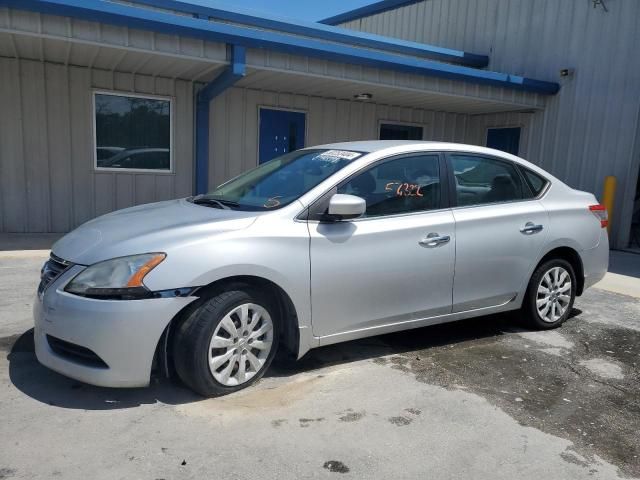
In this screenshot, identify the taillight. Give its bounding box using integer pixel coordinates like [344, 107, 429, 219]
[589, 204, 608, 228]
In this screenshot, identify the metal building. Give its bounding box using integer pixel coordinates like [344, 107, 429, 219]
[0, 0, 638, 249]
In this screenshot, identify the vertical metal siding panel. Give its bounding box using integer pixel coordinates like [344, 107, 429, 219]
[68, 65, 94, 227]
[209, 90, 227, 186]
[335, 100, 351, 142]
[45, 62, 73, 232]
[321, 99, 338, 144]
[0, 58, 27, 232]
[348, 101, 364, 140]
[94, 173, 115, 217]
[155, 175, 174, 202]
[244, 89, 261, 171]
[20, 60, 50, 232]
[226, 88, 245, 179]
[361, 102, 377, 139]
[115, 174, 134, 210]
[134, 174, 156, 205]
[174, 79, 194, 197]
[307, 96, 325, 146]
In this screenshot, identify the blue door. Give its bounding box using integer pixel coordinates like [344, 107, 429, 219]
[259, 108, 306, 164]
[486, 127, 521, 156]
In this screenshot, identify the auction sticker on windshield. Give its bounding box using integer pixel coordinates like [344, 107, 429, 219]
[314, 150, 362, 162]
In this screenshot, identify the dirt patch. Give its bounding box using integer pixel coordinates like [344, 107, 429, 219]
[323, 460, 349, 473]
[0, 468, 16, 479]
[299, 417, 324, 427]
[374, 311, 640, 476]
[388, 416, 412, 426]
[339, 411, 365, 422]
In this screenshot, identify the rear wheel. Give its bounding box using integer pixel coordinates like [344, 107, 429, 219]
[522, 258, 576, 329]
[173, 288, 279, 396]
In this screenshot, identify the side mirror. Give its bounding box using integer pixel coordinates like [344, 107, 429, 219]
[327, 194, 366, 220]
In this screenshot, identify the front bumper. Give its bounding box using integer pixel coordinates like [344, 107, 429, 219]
[34, 265, 197, 388]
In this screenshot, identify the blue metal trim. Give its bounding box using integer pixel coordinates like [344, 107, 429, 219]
[3, 0, 559, 95]
[195, 45, 246, 195]
[321, 0, 422, 25]
[128, 0, 488, 67]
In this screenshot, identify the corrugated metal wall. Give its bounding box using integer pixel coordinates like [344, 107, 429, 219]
[207, 86, 470, 187]
[340, 0, 640, 248]
[0, 57, 194, 233]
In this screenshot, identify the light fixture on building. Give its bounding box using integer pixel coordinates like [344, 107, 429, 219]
[353, 93, 373, 100]
[560, 68, 574, 77]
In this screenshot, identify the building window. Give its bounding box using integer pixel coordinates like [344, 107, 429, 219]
[486, 127, 521, 156]
[379, 123, 423, 140]
[258, 108, 306, 165]
[94, 92, 172, 172]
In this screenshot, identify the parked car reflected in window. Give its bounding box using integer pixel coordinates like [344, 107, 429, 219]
[94, 92, 171, 171]
[96, 148, 170, 170]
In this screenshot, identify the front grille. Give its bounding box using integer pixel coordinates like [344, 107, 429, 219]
[46, 335, 109, 369]
[38, 254, 72, 297]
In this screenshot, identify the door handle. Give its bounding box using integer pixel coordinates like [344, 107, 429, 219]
[520, 222, 544, 234]
[419, 233, 451, 247]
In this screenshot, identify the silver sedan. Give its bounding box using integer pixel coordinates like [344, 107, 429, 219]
[34, 141, 609, 396]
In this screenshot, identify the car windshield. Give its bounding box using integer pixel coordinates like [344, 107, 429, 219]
[193, 149, 364, 211]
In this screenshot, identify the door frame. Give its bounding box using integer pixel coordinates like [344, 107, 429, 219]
[377, 119, 427, 140]
[257, 105, 308, 167]
[484, 125, 523, 156]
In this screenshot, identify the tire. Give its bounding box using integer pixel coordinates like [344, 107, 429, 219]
[522, 258, 576, 330]
[173, 287, 279, 397]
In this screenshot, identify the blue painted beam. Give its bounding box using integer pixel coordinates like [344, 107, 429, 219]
[128, 0, 488, 68]
[2, 0, 559, 95]
[321, 0, 423, 26]
[195, 45, 246, 195]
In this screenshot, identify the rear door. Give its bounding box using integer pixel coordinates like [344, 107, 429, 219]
[447, 153, 548, 312]
[308, 153, 455, 338]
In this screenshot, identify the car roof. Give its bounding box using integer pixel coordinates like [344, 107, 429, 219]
[307, 140, 436, 153]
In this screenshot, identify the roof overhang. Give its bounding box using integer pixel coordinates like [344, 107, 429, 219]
[321, 0, 423, 26]
[130, 0, 489, 68]
[0, 0, 560, 95]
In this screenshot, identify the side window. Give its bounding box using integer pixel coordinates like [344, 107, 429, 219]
[450, 155, 524, 207]
[337, 155, 440, 217]
[520, 167, 548, 198]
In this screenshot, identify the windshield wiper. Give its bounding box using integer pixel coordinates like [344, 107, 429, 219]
[191, 196, 240, 210]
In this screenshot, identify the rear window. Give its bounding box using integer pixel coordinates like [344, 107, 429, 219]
[520, 167, 548, 197]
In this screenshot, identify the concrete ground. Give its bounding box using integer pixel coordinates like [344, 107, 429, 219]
[0, 236, 639, 479]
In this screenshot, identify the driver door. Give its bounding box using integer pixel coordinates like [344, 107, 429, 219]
[307, 153, 455, 338]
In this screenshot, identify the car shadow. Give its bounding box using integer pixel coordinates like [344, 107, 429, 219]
[6, 308, 582, 411]
[6, 329, 201, 410]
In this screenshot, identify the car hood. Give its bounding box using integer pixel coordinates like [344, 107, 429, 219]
[52, 198, 259, 265]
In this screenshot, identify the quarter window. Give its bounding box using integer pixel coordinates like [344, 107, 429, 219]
[450, 155, 524, 206]
[94, 92, 172, 171]
[520, 167, 548, 197]
[337, 155, 440, 217]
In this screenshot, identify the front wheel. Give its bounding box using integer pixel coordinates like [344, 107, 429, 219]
[173, 288, 279, 397]
[522, 258, 576, 329]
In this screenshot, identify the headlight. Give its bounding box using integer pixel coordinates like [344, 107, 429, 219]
[65, 253, 166, 299]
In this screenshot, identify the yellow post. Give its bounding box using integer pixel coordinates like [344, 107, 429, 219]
[602, 176, 616, 234]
